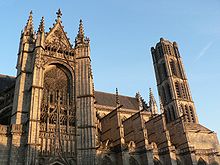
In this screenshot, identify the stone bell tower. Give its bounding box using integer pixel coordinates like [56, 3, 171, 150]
[151, 38, 198, 124]
[151, 38, 220, 165]
[10, 10, 96, 165]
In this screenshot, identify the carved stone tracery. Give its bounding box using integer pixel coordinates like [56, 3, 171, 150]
[39, 64, 76, 163]
[45, 26, 71, 51]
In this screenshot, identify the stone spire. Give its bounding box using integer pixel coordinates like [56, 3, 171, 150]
[149, 88, 158, 114]
[136, 92, 143, 110]
[38, 17, 45, 33]
[116, 88, 120, 108]
[24, 11, 34, 36]
[75, 19, 88, 46]
[36, 16, 45, 46]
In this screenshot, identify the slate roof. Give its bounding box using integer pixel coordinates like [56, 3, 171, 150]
[94, 91, 140, 110]
[0, 74, 16, 92]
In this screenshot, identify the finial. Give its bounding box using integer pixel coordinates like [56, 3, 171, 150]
[116, 88, 120, 107]
[28, 10, 33, 24]
[38, 17, 45, 33]
[56, 8, 62, 21]
[160, 37, 164, 42]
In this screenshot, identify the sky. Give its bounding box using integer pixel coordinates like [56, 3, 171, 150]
[0, 0, 220, 137]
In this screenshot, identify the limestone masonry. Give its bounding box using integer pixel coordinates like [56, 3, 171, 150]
[0, 10, 219, 165]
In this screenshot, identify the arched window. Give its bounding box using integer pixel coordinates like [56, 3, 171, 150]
[166, 45, 172, 55]
[175, 82, 181, 98]
[170, 60, 177, 76]
[180, 104, 186, 122]
[167, 107, 173, 121]
[185, 105, 190, 122]
[155, 51, 160, 62]
[174, 47, 180, 57]
[166, 84, 172, 101]
[189, 106, 195, 123]
[162, 86, 167, 104]
[160, 63, 168, 80]
[158, 46, 163, 57]
[171, 106, 176, 120]
[165, 109, 170, 123]
[181, 83, 187, 99]
[167, 108, 172, 122]
[40, 64, 75, 158]
[49, 92, 53, 103]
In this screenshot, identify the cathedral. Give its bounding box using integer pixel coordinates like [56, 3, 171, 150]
[0, 10, 220, 165]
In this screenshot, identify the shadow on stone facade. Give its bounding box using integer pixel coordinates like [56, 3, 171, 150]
[0, 141, 76, 165]
[0, 143, 10, 164]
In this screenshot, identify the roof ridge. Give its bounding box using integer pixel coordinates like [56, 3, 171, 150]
[94, 90, 136, 99]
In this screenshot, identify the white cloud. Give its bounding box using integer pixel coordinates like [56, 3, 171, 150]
[194, 41, 213, 62]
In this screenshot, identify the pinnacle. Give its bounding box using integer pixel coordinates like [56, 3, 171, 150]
[75, 19, 87, 46]
[149, 88, 158, 114]
[136, 91, 141, 98]
[24, 10, 34, 35]
[136, 91, 143, 111]
[149, 88, 154, 103]
[116, 88, 120, 107]
[77, 19, 84, 38]
[38, 17, 45, 33]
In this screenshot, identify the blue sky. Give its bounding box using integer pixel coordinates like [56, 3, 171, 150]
[0, 0, 220, 137]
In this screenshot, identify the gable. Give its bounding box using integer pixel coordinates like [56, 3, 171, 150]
[45, 22, 72, 50]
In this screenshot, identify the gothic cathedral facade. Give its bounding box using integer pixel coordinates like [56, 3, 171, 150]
[0, 10, 219, 165]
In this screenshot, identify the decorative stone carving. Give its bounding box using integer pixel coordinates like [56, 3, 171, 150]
[128, 141, 136, 153]
[35, 56, 48, 69]
[39, 64, 75, 162]
[11, 124, 23, 135]
[0, 125, 8, 135]
[45, 26, 71, 51]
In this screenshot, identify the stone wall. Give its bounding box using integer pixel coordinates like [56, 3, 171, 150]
[0, 125, 10, 165]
